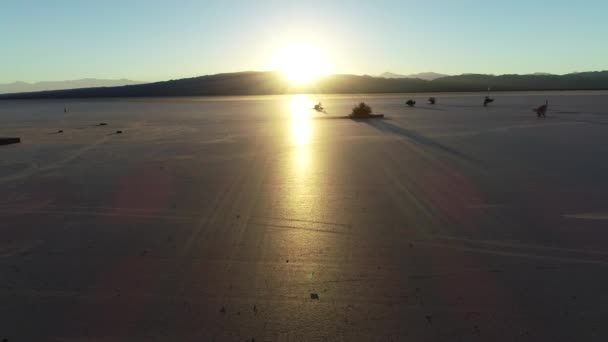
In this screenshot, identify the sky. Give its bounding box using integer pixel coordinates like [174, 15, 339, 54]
[1, 0, 608, 83]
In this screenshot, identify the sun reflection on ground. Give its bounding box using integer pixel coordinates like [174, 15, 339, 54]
[289, 95, 313, 147]
[284, 94, 315, 219]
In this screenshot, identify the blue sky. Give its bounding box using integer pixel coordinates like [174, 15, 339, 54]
[1, 0, 607, 82]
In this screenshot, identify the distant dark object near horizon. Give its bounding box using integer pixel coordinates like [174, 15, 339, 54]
[406, 100, 416, 107]
[534, 100, 548, 118]
[350, 102, 373, 117]
[97, 122, 108, 126]
[428, 97, 436, 105]
[0, 137, 20, 145]
[115, 130, 123, 134]
[313, 102, 325, 113]
[483, 96, 494, 107]
[349, 102, 384, 118]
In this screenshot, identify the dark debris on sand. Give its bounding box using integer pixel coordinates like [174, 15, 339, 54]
[0, 137, 20, 145]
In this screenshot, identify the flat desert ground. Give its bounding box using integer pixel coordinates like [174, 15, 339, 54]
[1, 92, 608, 341]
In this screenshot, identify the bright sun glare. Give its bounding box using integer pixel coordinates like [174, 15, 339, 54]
[274, 44, 332, 84]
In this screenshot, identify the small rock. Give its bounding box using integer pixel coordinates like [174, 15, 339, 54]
[116, 130, 123, 134]
[425, 315, 432, 324]
[286, 259, 289, 263]
[219, 306, 226, 313]
[310, 293, 319, 300]
[253, 305, 257, 314]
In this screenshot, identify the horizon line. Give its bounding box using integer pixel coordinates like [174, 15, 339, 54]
[4, 69, 608, 85]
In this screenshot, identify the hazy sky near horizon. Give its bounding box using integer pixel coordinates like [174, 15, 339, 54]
[2, 0, 607, 83]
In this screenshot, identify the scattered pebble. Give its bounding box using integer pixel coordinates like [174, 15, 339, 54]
[286, 259, 289, 263]
[310, 293, 319, 300]
[219, 306, 226, 313]
[115, 130, 123, 134]
[425, 314, 432, 324]
[98, 123, 108, 126]
[253, 305, 257, 314]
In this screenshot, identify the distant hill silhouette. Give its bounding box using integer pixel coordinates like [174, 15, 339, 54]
[379, 72, 449, 80]
[0, 78, 144, 94]
[2, 71, 608, 99]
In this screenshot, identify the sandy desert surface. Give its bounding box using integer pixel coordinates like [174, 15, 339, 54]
[2, 92, 608, 341]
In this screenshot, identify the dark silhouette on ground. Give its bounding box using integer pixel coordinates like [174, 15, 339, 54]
[350, 102, 372, 117]
[534, 100, 549, 118]
[483, 96, 495, 107]
[0, 137, 20, 145]
[2, 71, 608, 99]
[313, 102, 325, 113]
[406, 100, 416, 107]
[349, 103, 385, 119]
[428, 97, 436, 105]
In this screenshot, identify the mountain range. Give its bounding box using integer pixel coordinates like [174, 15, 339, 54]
[378, 72, 557, 80]
[379, 72, 449, 80]
[1, 71, 607, 99]
[0, 78, 144, 94]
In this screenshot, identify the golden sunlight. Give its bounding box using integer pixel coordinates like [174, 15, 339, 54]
[274, 44, 332, 84]
[289, 94, 313, 146]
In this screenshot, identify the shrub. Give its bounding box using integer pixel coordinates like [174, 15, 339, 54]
[351, 102, 372, 117]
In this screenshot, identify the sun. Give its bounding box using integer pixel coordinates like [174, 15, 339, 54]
[273, 44, 332, 85]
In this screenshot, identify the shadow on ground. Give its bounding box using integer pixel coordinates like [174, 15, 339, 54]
[359, 119, 474, 162]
